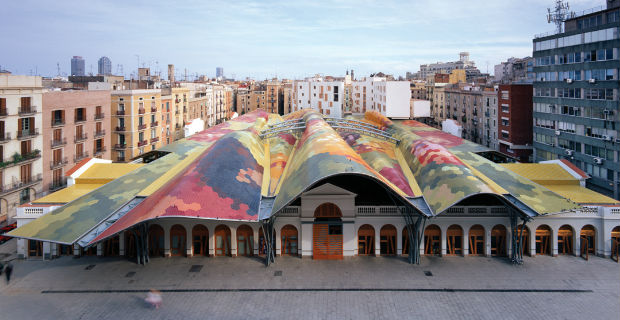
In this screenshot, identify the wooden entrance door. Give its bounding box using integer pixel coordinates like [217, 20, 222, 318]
[558, 225, 573, 255]
[28, 240, 42, 257]
[611, 226, 620, 262]
[424, 225, 441, 255]
[148, 225, 165, 257]
[491, 225, 506, 256]
[469, 225, 485, 255]
[580, 225, 596, 258]
[313, 203, 343, 260]
[236, 224, 253, 256]
[192, 225, 209, 256]
[170, 224, 186, 257]
[446, 225, 463, 255]
[215, 225, 231, 256]
[535, 225, 551, 255]
[380, 225, 396, 255]
[358, 224, 375, 255]
[281, 225, 298, 256]
[58, 244, 72, 256]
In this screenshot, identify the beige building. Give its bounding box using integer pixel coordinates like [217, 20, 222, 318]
[42, 90, 112, 193]
[282, 84, 293, 114]
[0, 75, 43, 224]
[111, 90, 163, 162]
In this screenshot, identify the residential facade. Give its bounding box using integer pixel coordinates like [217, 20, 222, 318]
[497, 84, 533, 162]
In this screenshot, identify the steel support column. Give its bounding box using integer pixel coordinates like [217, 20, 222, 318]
[261, 218, 276, 266]
[510, 210, 528, 264]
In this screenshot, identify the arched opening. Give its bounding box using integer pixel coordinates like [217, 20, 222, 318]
[170, 224, 187, 257]
[491, 225, 507, 257]
[557, 225, 574, 255]
[192, 225, 209, 257]
[57, 244, 73, 256]
[424, 225, 441, 255]
[313, 203, 343, 260]
[580, 225, 596, 259]
[148, 225, 165, 257]
[281, 225, 298, 256]
[469, 225, 485, 256]
[380, 224, 397, 255]
[611, 226, 620, 262]
[358, 224, 375, 256]
[28, 240, 42, 257]
[535, 225, 552, 255]
[236, 224, 254, 256]
[446, 225, 463, 255]
[516, 225, 530, 256]
[214, 225, 231, 256]
[103, 235, 119, 256]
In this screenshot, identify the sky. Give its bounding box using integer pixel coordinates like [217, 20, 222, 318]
[0, 0, 602, 80]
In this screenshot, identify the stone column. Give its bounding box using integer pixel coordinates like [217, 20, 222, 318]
[342, 222, 355, 257]
[230, 226, 237, 257]
[485, 228, 491, 257]
[552, 229, 558, 256]
[164, 227, 171, 257]
[301, 223, 313, 257]
[208, 226, 215, 256]
[186, 226, 193, 257]
[396, 226, 402, 256]
[374, 226, 381, 256]
[462, 228, 469, 257]
[253, 227, 259, 256]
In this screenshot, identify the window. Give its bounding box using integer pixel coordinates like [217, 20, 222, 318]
[75, 108, 85, 122]
[52, 110, 64, 125]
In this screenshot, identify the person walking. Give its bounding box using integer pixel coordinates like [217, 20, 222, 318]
[145, 289, 162, 309]
[4, 262, 12, 284]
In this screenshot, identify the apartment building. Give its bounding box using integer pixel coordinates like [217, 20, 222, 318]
[292, 79, 344, 117]
[532, 2, 619, 199]
[0, 75, 43, 224]
[111, 90, 163, 162]
[43, 90, 111, 193]
[160, 95, 173, 145]
[497, 84, 533, 162]
[494, 57, 535, 84]
[265, 82, 281, 114]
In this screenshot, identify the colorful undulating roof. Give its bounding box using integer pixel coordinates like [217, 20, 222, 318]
[10, 109, 584, 246]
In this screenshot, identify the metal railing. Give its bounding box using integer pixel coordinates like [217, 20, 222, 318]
[0, 132, 11, 143]
[0, 174, 42, 196]
[137, 140, 148, 147]
[0, 150, 41, 169]
[0, 108, 7, 117]
[74, 133, 88, 143]
[116, 110, 125, 116]
[94, 130, 105, 138]
[93, 147, 106, 155]
[73, 152, 89, 163]
[151, 121, 158, 127]
[114, 143, 127, 149]
[94, 113, 105, 120]
[50, 157, 68, 169]
[51, 119, 65, 127]
[17, 129, 39, 139]
[115, 126, 126, 132]
[18, 106, 37, 115]
[50, 137, 67, 148]
[49, 177, 67, 192]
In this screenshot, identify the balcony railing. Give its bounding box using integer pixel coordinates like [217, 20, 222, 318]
[17, 128, 39, 139]
[18, 106, 37, 115]
[50, 137, 67, 148]
[150, 137, 159, 144]
[50, 157, 68, 169]
[0, 108, 7, 117]
[51, 119, 65, 127]
[0, 150, 41, 169]
[0, 174, 42, 196]
[74, 116, 86, 123]
[0, 132, 11, 143]
[137, 140, 148, 147]
[74, 133, 88, 143]
[114, 143, 127, 150]
[73, 152, 90, 163]
[115, 126, 126, 132]
[151, 106, 157, 112]
[138, 108, 145, 114]
[49, 177, 67, 192]
[151, 121, 158, 127]
[93, 147, 106, 156]
[116, 110, 125, 116]
[94, 113, 105, 120]
[138, 124, 147, 130]
[94, 130, 105, 138]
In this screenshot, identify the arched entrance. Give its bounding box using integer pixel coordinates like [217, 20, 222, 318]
[611, 226, 620, 262]
[215, 225, 231, 256]
[380, 225, 397, 255]
[516, 225, 530, 256]
[557, 225, 573, 255]
[313, 203, 343, 260]
[424, 225, 441, 255]
[535, 225, 552, 255]
[281, 225, 298, 256]
[192, 225, 209, 256]
[469, 225, 485, 255]
[103, 235, 119, 256]
[58, 244, 73, 256]
[358, 224, 375, 256]
[28, 240, 42, 257]
[446, 225, 463, 255]
[236, 224, 254, 256]
[580, 225, 596, 258]
[148, 225, 165, 257]
[170, 224, 187, 257]
[491, 225, 507, 256]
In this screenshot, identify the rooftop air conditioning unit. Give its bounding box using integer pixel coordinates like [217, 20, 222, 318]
[565, 149, 573, 156]
[589, 78, 596, 83]
[603, 135, 613, 141]
[566, 78, 573, 83]
[555, 130, 561, 135]
[593, 157, 604, 165]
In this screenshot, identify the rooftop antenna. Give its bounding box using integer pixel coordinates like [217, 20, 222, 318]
[547, 0, 570, 33]
[56, 62, 61, 77]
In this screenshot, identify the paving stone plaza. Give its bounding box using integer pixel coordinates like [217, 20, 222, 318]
[0, 247, 618, 319]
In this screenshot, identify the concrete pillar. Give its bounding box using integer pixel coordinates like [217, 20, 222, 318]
[73, 245, 80, 256]
[529, 232, 536, 257]
[51, 243, 58, 258]
[301, 223, 313, 257]
[552, 228, 559, 257]
[253, 227, 259, 256]
[96, 243, 102, 256]
[420, 229, 425, 255]
[43, 241, 51, 260]
[506, 228, 512, 257]
[374, 226, 381, 256]
[396, 226, 402, 256]
[186, 225, 193, 257]
[462, 227, 469, 256]
[230, 226, 237, 256]
[574, 227, 581, 257]
[119, 231, 125, 256]
[164, 227, 171, 257]
[208, 226, 215, 256]
[275, 227, 282, 256]
[17, 239, 25, 259]
[342, 222, 355, 257]
[485, 228, 492, 257]
[441, 228, 446, 256]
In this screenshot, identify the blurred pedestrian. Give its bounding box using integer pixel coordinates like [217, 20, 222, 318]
[145, 289, 162, 309]
[4, 262, 12, 284]
[0, 262, 3, 276]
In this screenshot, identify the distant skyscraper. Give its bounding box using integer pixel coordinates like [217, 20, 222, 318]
[71, 56, 85, 76]
[216, 67, 224, 79]
[168, 64, 175, 82]
[98, 56, 112, 75]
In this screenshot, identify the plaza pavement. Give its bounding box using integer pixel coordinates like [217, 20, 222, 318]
[0, 250, 618, 319]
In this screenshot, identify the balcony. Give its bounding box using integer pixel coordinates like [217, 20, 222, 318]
[114, 143, 127, 150]
[0, 174, 42, 196]
[94, 130, 105, 138]
[0, 132, 11, 143]
[0, 150, 41, 169]
[94, 113, 105, 120]
[151, 106, 157, 113]
[49, 177, 67, 192]
[150, 137, 159, 144]
[74, 133, 88, 143]
[0, 108, 7, 117]
[116, 156, 126, 162]
[115, 126, 126, 132]
[50, 157, 68, 169]
[137, 140, 148, 147]
[138, 124, 147, 130]
[51, 119, 65, 127]
[116, 110, 125, 116]
[73, 152, 90, 163]
[74, 116, 86, 124]
[138, 108, 146, 114]
[18, 106, 37, 116]
[17, 128, 39, 140]
[151, 121, 158, 127]
[93, 147, 106, 156]
[50, 137, 67, 148]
